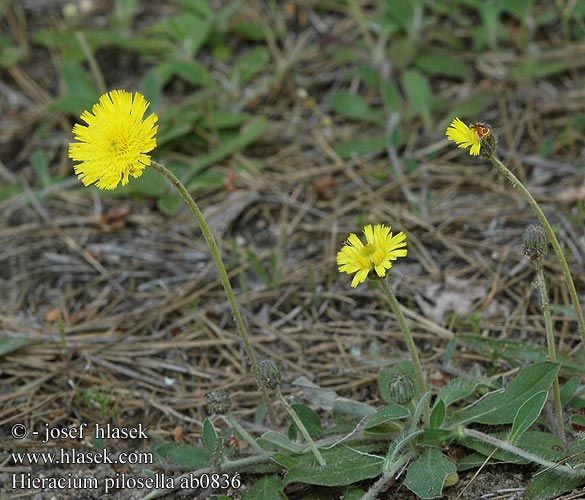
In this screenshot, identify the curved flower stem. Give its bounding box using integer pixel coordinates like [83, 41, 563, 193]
[461, 427, 584, 477]
[534, 257, 565, 442]
[150, 160, 277, 426]
[380, 279, 428, 424]
[487, 153, 585, 344]
[275, 387, 326, 466]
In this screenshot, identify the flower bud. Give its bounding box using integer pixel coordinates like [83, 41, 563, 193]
[63, 3, 80, 28]
[206, 388, 231, 415]
[522, 224, 548, 260]
[388, 373, 415, 404]
[259, 360, 281, 390]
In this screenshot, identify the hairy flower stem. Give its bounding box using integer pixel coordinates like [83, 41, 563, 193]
[487, 154, 585, 344]
[460, 427, 584, 477]
[534, 258, 565, 442]
[150, 160, 277, 426]
[380, 279, 428, 423]
[274, 387, 326, 466]
[360, 472, 396, 500]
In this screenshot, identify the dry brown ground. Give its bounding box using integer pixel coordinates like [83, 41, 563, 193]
[1, 1, 585, 499]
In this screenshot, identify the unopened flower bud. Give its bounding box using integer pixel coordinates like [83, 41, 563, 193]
[259, 360, 281, 390]
[206, 388, 231, 415]
[63, 3, 80, 28]
[522, 224, 547, 260]
[388, 373, 415, 404]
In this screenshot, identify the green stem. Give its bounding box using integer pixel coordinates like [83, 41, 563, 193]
[150, 160, 277, 426]
[275, 387, 326, 466]
[487, 154, 585, 344]
[461, 427, 583, 477]
[535, 258, 565, 442]
[360, 472, 396, 500]
[75, 31, 106, 95]
[380, 279, 427, 416]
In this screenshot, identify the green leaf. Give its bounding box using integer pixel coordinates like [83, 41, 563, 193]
[283, 445, 383, 487]
[0, 36, 26, 67]
[328, 91, 385, 124]
[429, 399, 446, 429]
[202, 418, 219, 451]
[201, 112, 251, 130]
[364, 405, 410, 430]
[290, 404, 322, 439]
[0, 337, 40, 357]
[404, 448, 456, 499]
[524, 469, 581, 500]
[459, 431, 564, 466]
[423, 428, 456, 447]
[31, 150, 52, 188]
[414, 53, 471, 79]
[166, 444, 211, 469]
[242, 475, 284, 500]
[167, 59, 215, 87]
[335, 135, 388, 159]
[438, 375, 482, 407]
[451, 362, 560, 425]
[121, 168, 167, 197]
[508, 391, 548, 444]
[570, 414, 585, 429]
[0, 182, 24, 202]
[458, 334, 584, 374]
[341, 487, 367, 500]
[157, 193, 184, 215]
[402, 70, 432, 130]
[331, 398, 377, 417]
[230, 21, 267, 41]
[257, 431, 304, 453]
[560, 377, 580, 405]
[271, 453, 299, 469]
[52, 61, 97, 114]
[185, 118, 267, 185]
[444, 91, 497, 120]
[148, 13, 213, 57]
[230, 47, 270, 86]
[513, 59, 571, 80]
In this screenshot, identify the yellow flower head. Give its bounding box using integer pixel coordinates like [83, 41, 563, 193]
[69, 90, 158, 190]
[445, 117, 490, 156]
[337, 224, 407, 288]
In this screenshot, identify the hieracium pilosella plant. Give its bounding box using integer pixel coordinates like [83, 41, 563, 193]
[446, 117, 585, 343]
[68, 92, 585, 499]
[69, 90, 277, 424]
[336, 224, 428, 411]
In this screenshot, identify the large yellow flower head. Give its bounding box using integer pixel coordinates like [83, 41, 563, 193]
[445, 117, 490, 156]
[337, 224, 407, 288]
[69, 90, 158, 190]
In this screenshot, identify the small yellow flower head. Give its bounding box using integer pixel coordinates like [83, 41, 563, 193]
[337, 224, 407, 288]
[446, 117, 495, 156]
[69, 90, 158, 190]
